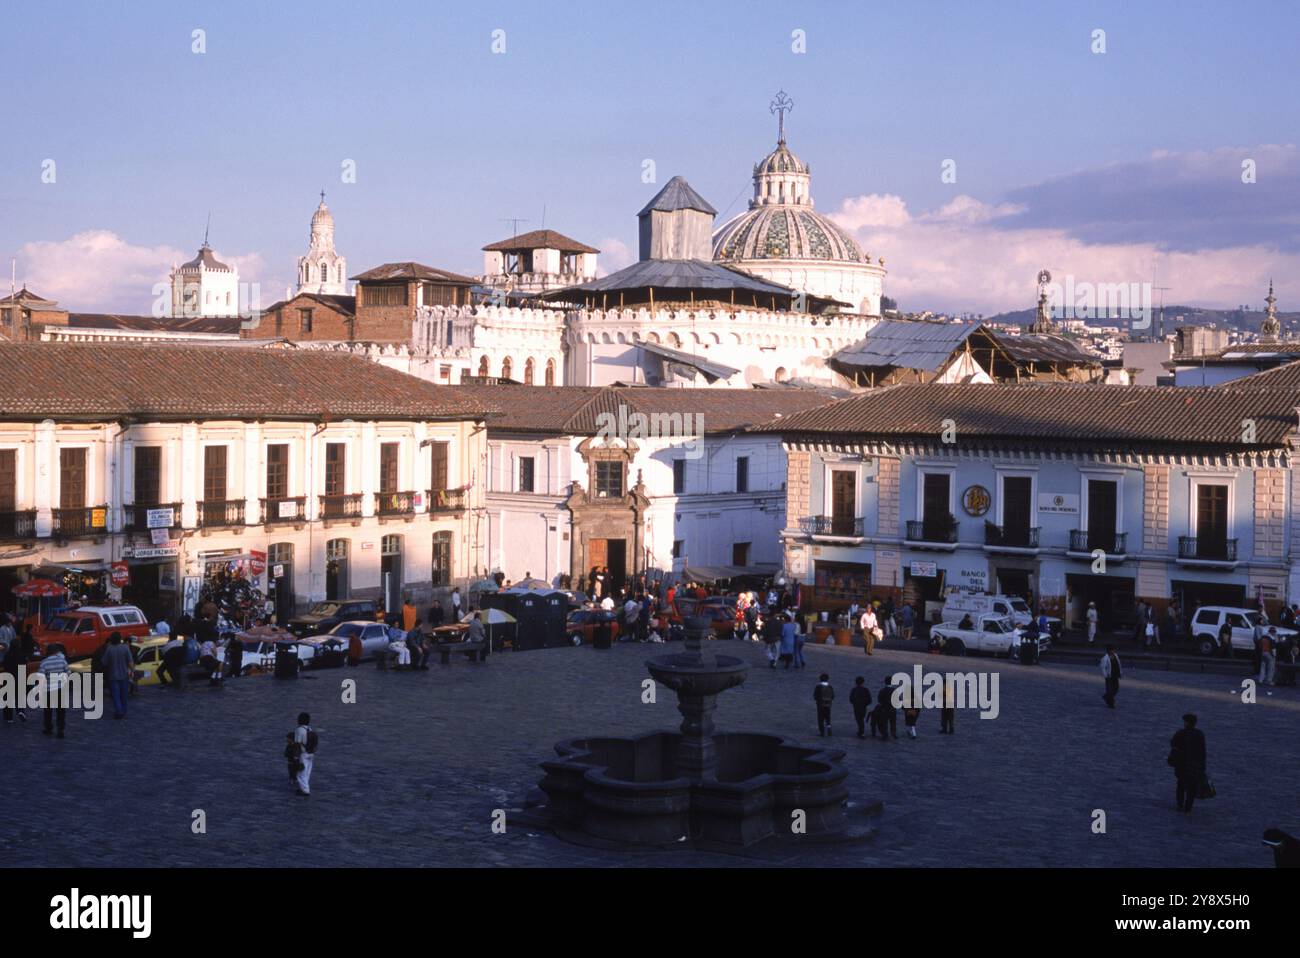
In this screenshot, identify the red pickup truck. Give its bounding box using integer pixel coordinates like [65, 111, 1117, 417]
[35, 605, 152, 659]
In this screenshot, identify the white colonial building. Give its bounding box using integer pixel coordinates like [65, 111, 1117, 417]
[0, 343, 490, 624]
[170, 239, 241, 319]
[456, 384, 836, 591]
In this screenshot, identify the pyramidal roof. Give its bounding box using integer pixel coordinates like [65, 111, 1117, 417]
[638, 176, 717, 217]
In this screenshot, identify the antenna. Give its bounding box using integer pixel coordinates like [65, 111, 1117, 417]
[1152, 285, 1171, 342]
[500, 217, 529, 239]
[541, 205, 546, 230]
[203, 212, 211, 248]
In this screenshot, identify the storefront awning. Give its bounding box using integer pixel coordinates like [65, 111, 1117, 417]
[680, 564, 779, 585]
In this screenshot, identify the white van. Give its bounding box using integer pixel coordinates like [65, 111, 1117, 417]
[941, 593, 1060, 634]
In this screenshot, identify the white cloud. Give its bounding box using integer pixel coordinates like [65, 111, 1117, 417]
[15, 230, 268, 314]
[596, 236, 634, 275]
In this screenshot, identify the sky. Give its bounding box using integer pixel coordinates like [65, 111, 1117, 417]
[1, 0, 1297, 316]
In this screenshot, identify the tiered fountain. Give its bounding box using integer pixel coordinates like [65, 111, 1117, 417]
[538, 616, 851, 847]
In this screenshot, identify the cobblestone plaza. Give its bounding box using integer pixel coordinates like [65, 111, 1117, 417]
[5, 642, 1295, 868]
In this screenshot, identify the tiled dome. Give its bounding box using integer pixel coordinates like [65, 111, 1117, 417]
[712, 205, 865, 264]
[755, 141, 809, 176]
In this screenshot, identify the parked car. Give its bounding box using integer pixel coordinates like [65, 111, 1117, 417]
[70, 635, 169, 685]
[1188, 606, 1296, 656]
[929, 614, 1045, 657]
[566, 609, 618, 645]
[287, 600, 379, 637]
[35, 605, 151, 659]
[322, 620, 394, 662]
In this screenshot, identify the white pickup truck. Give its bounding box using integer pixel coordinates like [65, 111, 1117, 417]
[941, 593, 1061, 637]
[929, 613, 1048, 658]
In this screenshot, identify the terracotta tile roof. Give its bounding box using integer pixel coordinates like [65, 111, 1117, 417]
[451, 385, 837, 435]
[350, 262, 476, 284]
[0, 343, 492, 423]
[67, 313, 244, 334]
[482, 229, 599, 254]
[755, 381, 1300, 448]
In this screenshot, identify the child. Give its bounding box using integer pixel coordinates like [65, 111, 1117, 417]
[813, 673, 834, 737]
[903, 704, 921, 739]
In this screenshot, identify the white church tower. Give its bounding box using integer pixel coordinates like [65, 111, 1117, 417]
[170, 223, 240, 318]
[297, 192, 349, 296]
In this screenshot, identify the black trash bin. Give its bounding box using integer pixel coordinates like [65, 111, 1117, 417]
[274, 642, 299, 679]
[1018, 633, 1040, 665]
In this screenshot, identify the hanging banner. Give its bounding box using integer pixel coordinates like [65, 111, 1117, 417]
[110, 562, 130, 588]
[249, 550, 267, 577]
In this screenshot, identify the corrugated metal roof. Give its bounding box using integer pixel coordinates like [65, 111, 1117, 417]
[998, 332, 1099, 365]
[640, 341, 739, 382]
[833, 319, 982, 372]
[637, 176, 717, 216]
[541, 258, 797, 296]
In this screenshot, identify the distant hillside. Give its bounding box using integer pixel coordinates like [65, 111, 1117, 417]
[981, 305, 1300, 335]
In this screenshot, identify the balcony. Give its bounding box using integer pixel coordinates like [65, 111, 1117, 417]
[320, 493, 364, 523]
[428, 488, 466, 515]
[52, 505, 109, 539]
[983, 522, 1040, 553]
[799, 515, 864, 540]
[0, 509, 37, 540]
[1068, 530, 1128, 560]
[262, 496, 306, 525]
[1177, 535, 1238, 567]
[124, 502, 180, 533]
[904, 518, 959, 550]
[376, 490, 418, 518]
[197, 499, 246, 530]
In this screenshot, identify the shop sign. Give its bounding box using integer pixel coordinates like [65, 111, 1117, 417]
[146, 507, 175, 529]
[150, 527, 173, 546]
[91, 508, 107, 529]
[110, 562, 130, 588]
[272, 564, 285, 579]
[278, 500, 299, 519]
[133, 546, 180, 559]
[249, 550, 267, 576]
[1038, 493, 1079, 515]
[910, 561, 938, 578]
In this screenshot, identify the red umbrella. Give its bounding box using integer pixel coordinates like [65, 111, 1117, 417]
[12, 578, 66, 597]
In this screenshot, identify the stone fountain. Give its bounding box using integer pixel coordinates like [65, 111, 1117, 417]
[537, 616, 852, 847]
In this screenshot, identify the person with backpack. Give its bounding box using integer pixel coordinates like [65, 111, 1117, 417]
[286, 711, 317, 796]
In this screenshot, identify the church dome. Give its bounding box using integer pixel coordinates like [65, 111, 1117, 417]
[713, 205, 865, 264]
[755, 141, 809, 176]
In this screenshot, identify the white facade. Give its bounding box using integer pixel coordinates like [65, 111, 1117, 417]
[170, 245, 241, 318]
[482, 430, 791, 584]
[481, 246, 597, 294]
[0, 417, 486, 618]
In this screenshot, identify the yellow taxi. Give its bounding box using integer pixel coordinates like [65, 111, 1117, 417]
[70, 635, 171, 687]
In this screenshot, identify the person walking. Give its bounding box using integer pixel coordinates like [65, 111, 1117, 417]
[813, 673, 834, 737]
[1099, 644, 1122, 709]
[849, 676, 871, 738]
[3, 623, 30, 723]
[900, 602, 915, 641]
[881, 596, 896, 639]
[1168, 713, 1207, 813]
[860, 604, 880, 656]
[793, 615, 807, 670]
[939, 678, 956, 734]
[761, 608, 781, 668]
[103, 632, 134, 720]
[779, 613, 797, 670]
[1085, 601, 1098, 644]
[903, 703, 921, 739]
[39, 643, 70, 738]
[872, 677, 898, 739]
[286, 711, 316, 796]
[450, 587, 462, 621]
[1258, 628, 1277, 687]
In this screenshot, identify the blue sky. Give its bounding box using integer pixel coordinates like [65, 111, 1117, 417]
[2, 0, 1296, 314]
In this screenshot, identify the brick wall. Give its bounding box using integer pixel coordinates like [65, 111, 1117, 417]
[242, 295, 355, 341]
[877, 457, 900, 537]
[1254, 467, 1286, 560]
[1142, 464, 1169, 553]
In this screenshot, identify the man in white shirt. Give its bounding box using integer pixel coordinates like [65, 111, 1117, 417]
[600, 595, 615, 612]
[860, 605, 881, 656]
[1086, 602, 1098, 644]
[290, 712, 315, 796]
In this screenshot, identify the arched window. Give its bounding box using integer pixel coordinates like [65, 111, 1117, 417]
[544, 358, 555, 386]
[524, 358, 535, 385]
[501, 357, 512, 380]
[477, 356, 489, 377]
[320, 263, 328, 283]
